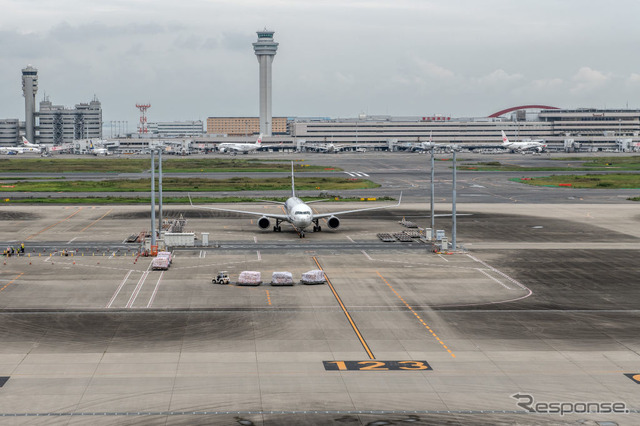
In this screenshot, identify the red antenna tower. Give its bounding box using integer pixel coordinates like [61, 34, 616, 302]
[136, 103, 151, 134]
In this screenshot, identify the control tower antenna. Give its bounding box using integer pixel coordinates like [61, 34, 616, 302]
[252, 29, 278, 137]
[136, 103, 151, 134]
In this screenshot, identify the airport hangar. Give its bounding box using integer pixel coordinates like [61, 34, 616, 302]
[0, 152, 639, 424]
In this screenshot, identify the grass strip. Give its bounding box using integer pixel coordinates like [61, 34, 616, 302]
[0, 177, 378, 192]
[513, 173, 640, 189]
[0, 158, 337, 173]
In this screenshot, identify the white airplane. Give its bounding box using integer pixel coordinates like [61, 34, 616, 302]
[189, 162, 402, 238]
[307, 142, 374, 153]
[89, 140, 110, 155]
[218, 134, 279, 154]
[22, 136, 42, 151]
[501, 130, 546, 153]
[307, 143, 347, 153]
[411, 131, 436, 151]
[0, 137, 41, 154]
[412, 131, 457, 152]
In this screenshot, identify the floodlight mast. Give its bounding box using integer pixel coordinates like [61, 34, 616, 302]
[150, 150, 156, 247]
[452, 149, 457, 251]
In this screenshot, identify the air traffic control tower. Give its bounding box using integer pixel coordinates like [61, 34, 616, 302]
[253, 29, 278, 137]
[22, 65, 38, 143]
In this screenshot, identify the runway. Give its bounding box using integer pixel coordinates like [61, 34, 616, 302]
[0, 153, 639, 424]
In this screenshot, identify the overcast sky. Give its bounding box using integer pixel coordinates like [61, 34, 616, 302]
[1, 0, 640, 127]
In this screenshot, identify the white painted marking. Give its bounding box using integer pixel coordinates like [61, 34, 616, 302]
[66, 237, 78, 245]
[106, 270, 133, 308]
[359, 172, 370, 177]
[257, 250, 261, 261]
[467, 254, 532, 294]
[126, 264, 151, 308]
[108, 251, 117, 259]
[438, 254, 449, 262]
[361, 250, 373, 261]
[345, 172, 356, 177]
[254, 236, 258, 244]
[346, 236, 355, 243]
[146, 271, 164, 308]
[477, 268, 512, 290]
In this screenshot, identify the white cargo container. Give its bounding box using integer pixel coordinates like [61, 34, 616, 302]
[152, 257, 170, 270]
[157, 251, 172, 265]
[271, 271, 294, 286]
[301, 270, 326, 285]
[238, 271, 262, 286]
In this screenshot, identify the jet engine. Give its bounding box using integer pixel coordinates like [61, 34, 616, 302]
[258, 216, 271, 229]
[326, 216, 340, 229]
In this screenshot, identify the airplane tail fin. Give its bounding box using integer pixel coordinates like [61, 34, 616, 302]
[291, 161, 296, 198]
[22, 136, 31, 146]
[256, 133, 263, 145]
[501, 130, 510, 145]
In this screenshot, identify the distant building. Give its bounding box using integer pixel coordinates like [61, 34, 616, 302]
[38, 97, 102, 145]
[147, 121, 204, 137]
[290, 109, 640, 147]
[0, 119, 20, 145]
[206, 117, 288, 136]
[538, 108, 640, 137]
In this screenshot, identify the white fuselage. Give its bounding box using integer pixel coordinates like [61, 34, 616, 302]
[0, 146, 40, 154]
[284, 197, 313, 230]
[503, 141, 545, 152]
[219, 142, 259, 153]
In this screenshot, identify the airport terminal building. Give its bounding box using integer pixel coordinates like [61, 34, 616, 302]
[202, 108, 640, 151]
[286, 108, 640, 151]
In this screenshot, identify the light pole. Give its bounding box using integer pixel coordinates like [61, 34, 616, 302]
[430, 148, 435, 233]
[150, 149, 156, 248]
[158, 148, 163, 236]
[451, 149, 457, 251]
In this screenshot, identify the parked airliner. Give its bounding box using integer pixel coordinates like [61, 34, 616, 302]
[218, 134, 279, 154]
[189, 163, 401, 237]
[0, 137, 41, 154]
[501, 130, 546, 153]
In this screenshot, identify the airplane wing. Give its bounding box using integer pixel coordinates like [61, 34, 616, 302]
[255, 199, 286, 205]
[259, 143, 283, 149]
[188, 194, 289, 221]
[304, 199, 331, 204]
[313, 193, 402, 219]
